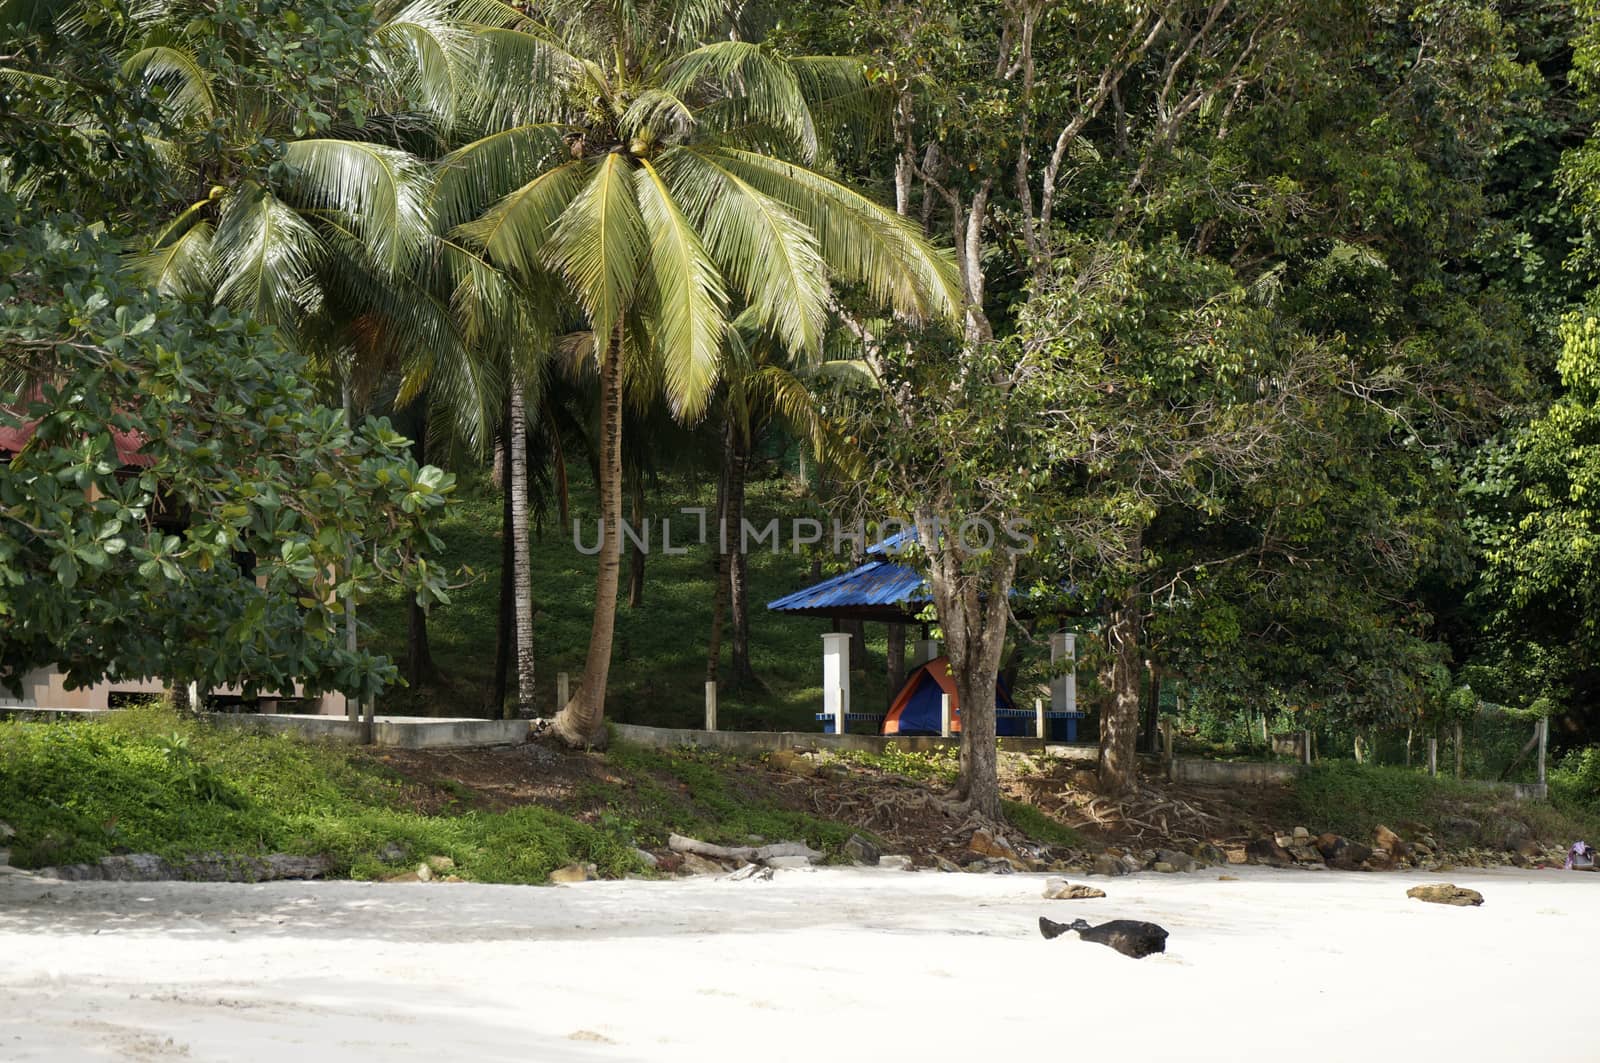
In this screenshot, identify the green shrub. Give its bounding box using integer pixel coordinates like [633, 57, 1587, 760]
[1292, 762, 1458, 838]
[0, 707, 635, 882]
[1001, 800, 1085, 848]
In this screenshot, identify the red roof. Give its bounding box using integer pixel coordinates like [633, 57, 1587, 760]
[0, 396, 154, 467]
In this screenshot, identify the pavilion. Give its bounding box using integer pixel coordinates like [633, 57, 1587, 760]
[766, 534, 1083, 738]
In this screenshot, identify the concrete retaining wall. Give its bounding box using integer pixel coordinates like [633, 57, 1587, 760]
[214, 713, 530, 749]
[1172, 758, 1305, 785]
[609, 723, 1101, 762]
[1465, 780, 1548, 802]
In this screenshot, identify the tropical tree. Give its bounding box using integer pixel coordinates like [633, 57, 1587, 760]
[441, 0, 961, 745]
[705, 312, 856, 691]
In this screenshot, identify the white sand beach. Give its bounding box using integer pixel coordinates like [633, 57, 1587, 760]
[1, 864, 1595, 1062]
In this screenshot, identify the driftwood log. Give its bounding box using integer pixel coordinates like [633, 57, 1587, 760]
[667, 834, 822, 866]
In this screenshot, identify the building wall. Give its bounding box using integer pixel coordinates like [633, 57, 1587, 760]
[0, 667, 332, 714]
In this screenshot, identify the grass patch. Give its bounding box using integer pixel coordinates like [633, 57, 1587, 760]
[837, 746, 960, 785]
[0, 705, 635, 882]
[1294, 760, 1600, 845]
[1000, 799, 1086, 849]
[601, 743, 858, 856]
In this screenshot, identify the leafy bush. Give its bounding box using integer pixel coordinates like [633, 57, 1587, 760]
[0, 706, 633, 881]
[1292, 762, 1458, 838]
[1550, 747, 1600, 817]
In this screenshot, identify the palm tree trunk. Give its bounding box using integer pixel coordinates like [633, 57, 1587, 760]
[489, 473, 508, 723]
[508, 375, 536, 718]
[554, 323, 623, 746]
[405, 399, 436, 689]
[706, 430, 730, 683]
[628, 475, 645, 608]
[726, 430, 761, 692]
[342, 375, 360, 724]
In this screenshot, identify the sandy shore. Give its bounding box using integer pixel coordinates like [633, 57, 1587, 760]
[1, 864, 1595, 1062]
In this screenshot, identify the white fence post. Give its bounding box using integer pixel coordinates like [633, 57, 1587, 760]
[1050, 632, 1077, 715]
[1035, 697, 1045, 741]
[940, 693, 951, 739]
[822, 633, 851, 735]
[1427, 737, 1438, 777]
[1537, 717, 1549, 784]
[556, 672, 570, 712]
[704, 680, 718, 732]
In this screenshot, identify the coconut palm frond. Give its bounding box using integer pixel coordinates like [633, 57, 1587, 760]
[541, 152, 647, 344]
[710, 147, 962, 327]
[211, 184, 324, 337]
[280, 139, 434, 274]
[661, 40, 817, 161]
[454, 156, 587, 278]
[658, 146, 827, 359]
[433, 122, 570, 231]
[634, 158, 726, 419]
[126, 219, 216, 297]
[373, 0, 474, 124]
[122, 43, 215, 122]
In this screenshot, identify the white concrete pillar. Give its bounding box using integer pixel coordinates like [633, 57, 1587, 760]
[1035, 697, 1045, 740]
[1050, 632, 1077, 714]
[940, 693, 951, 738]
[822, 633, 851, 733]
[913, 638, 940, 668]
[704, 680, 718, 732]
[557, 671, 570, 711]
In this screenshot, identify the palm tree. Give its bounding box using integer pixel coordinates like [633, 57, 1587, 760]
[444, 0, 961, 745]
[706, 313, 857, 691]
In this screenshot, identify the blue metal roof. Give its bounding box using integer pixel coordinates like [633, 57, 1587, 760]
[766, 555, 930, 618]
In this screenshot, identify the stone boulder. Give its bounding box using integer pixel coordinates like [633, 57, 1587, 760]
[1374, 824, 1405, 855]
[1407, 883, 1484, 907]
[677, 853, 725, 876]
[877, 854, 914, 871]
[1155, 848, 1202, 872]
[844, 834, 882, 866]
[548, 862, 597, 883]
[968, 829, 1017, 861]
[768, 750, 818, 778]
[1091, 853, 1128, 877]
[1245, 837, 1294, 867]
[1315, 833, 1373, 871]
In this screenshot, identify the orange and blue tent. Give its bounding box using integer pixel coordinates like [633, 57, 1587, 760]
[882, 655, 1024, 736]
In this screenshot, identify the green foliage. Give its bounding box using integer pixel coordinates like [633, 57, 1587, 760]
[837, 746, 958, 785]
[1292, 762, 1467, 838]
[999, 800, 1084, 850]
[603, 742, 857, 855]
[0, 198, 455, 699]
[1550, 746, 1600, 817]
[0, 705, 637, 880]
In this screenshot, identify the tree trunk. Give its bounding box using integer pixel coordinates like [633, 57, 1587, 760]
[886, 623, 906, 708]
[915, 506, 1013, 821]
[627, 476, 645, 608]
[1454, 720, 1464, 779]
[342, 376, 360, 723]
[491, 428, 512, 718]
[554, 323, 623, 746]
[405, 401, 436, 689]
[1142, 665, 1160, 753]
[726, 430, 760, 691]
[508, 376, 536, 717]
[1098, 592, 1144, 796]
[706, 421, 732, 683]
